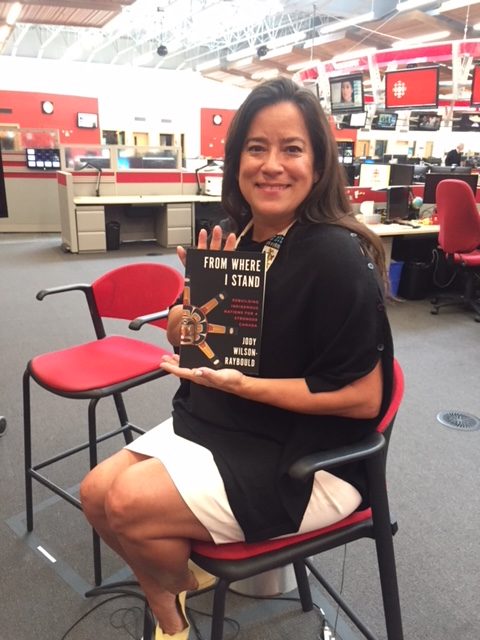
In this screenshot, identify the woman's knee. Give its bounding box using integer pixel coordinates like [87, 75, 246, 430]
[103, 473, 141, 539]
[79, 467, 107, 520]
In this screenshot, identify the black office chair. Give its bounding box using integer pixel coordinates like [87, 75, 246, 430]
[92, 360, 405, 640]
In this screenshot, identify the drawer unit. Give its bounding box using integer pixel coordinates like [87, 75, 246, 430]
[76, 206, 106, 252]
[157, 203, 193, 247]
[76, 208, 105, 232]
[77, 231, 107, 252]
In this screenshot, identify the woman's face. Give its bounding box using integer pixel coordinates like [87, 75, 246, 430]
[238, 101, 318, 225]
[341, 81, 353, 102]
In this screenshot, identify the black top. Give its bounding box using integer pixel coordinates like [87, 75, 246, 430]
[445, 148, 462, 166]
[172, 222, 394, 542]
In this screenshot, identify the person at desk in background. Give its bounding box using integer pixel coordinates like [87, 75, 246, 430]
[79, 76, 394, 640]
[445, 142, 464, 166]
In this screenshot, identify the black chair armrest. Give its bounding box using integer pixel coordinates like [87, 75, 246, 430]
[288, 432, 385, 482]
[129, 309, 169, 331]
[36, 284, 91, 301]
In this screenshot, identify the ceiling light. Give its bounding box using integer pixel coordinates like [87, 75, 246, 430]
[41, 100, 54, 115]
[265, 32, 306, 49]
[230, 56, 253, 68]
[196, 58, 220, 71]
[226, 47, 257, 62]
[434, 0, 478, 11]
[320, 12, 375, 34]
[302, 32, 346, 49]
[6, 2, 22, 26]
[262, 45, 293, 59]
[251, 68, 280, 80]
[396, 0, 438, 10]
[0, 25, 11, 43]
[287, 59, 321, 72]
[390, 30, 450, 47]
[473, 22, 480, 30]
[332, 47, 377, 62]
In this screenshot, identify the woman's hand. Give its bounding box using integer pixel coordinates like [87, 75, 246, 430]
[176, 225, 237, 267]
[160, 354, 245, 393]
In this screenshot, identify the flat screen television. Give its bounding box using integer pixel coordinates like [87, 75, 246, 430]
[329, 73, 364, 114]
[25, 148, 61, 170]
[423, 172, 478, 204]
[77, 112, 98, 129]
[384, 66, 439, 110]
[371, 112, 398, 131]
[409, 111, 442, 131]
[470, 65, 480, 107]
[429, 164, 471, 175]
[451, 112, 480, 132]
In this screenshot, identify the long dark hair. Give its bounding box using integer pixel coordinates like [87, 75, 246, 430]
[221, 76, 387, 284]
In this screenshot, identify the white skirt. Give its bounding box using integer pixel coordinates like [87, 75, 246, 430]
[125, 418, 361, 544]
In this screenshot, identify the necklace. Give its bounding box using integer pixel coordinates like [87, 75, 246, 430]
[235, 219, 295, 271]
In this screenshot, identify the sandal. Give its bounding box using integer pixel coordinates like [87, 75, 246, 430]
[188, 559, 217, 591]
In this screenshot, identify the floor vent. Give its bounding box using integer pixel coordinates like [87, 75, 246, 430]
[437, 410, 480, 431]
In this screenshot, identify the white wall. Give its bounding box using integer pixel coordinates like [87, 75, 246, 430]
[0, 57, 249, 159]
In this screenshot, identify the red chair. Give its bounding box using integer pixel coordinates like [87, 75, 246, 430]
[114, 359, 403, 640]
[23, 262, 184, 585]
[431, 179, 480, 321]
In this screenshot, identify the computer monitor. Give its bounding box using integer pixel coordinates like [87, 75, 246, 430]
[389, 163, 414, 186]
[342, 163, 356, 186]
[423, 173, 478, 204]
[428, 164, 471, 175]
[358, 163, 391, 189]
[413, 164, 428, 183]
[386, 187, 410, 221]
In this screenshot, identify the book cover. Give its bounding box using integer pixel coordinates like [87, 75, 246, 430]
[179, 248, 266, 374]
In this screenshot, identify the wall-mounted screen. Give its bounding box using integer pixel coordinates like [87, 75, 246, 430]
[451, 112, 480, 132]
[423, 173, 478, 204]
[371, 112, 398, 131]
[336, 112, 367, 129]
[329, 73, 364, 114]
[384, 67, 439, 110]
[77, 112, 98, 129]
[26, 148, 61, 170]
[470, 65, 480, 107]
[409, 111, 442, 131]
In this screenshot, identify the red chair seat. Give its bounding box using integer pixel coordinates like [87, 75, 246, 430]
[192, 508, 371, 560]
[30, 336, 170, 393]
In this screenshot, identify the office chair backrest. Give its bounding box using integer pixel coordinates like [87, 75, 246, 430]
[92, 263, 184, 329]
[436, 179, 480, 255]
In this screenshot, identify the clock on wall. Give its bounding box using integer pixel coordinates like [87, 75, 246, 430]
[212, 114, 223, 125]
[41, 100, 54, 115]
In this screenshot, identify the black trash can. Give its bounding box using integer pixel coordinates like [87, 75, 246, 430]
[398, 261, 433, 300]
[106, 221, 120, 250]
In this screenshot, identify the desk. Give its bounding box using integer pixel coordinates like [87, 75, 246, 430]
[63, 194, 221, 253]
[366, 222, 440, 267]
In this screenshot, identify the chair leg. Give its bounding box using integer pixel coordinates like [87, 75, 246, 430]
[112, 392, 135, 444]
[88, 398, 103, 586]
[210, 578, 230, 640]
[23, 369, 34, 532]
[293, 560, 313, 612]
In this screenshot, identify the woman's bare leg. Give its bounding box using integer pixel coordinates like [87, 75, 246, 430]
[80, 451, 213, 634]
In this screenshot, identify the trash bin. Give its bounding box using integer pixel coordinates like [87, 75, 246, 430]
[389, 260, 404, 297]
[398, 261, 432, 300]
[106, 221, 120, 250]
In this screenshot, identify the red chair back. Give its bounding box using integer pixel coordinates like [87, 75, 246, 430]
[92, 263, 184, 329]
[436, 179, 480, 255]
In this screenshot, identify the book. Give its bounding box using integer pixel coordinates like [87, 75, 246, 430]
[179, 248, 266, 374]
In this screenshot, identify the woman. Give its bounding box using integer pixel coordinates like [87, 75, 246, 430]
[80, 76, 393, 639]
[340, 79, 354, 103]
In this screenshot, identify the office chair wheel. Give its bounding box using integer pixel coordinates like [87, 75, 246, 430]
[0, 417, 6, 436]
[474, 314, 480, 323]
[430, 308, 439, 315]
[430, 296, 439, 304]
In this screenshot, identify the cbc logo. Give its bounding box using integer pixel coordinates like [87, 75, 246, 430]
[392, 80, 407, 99]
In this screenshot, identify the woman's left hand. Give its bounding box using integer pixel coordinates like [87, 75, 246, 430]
[160, 354, 244, 392]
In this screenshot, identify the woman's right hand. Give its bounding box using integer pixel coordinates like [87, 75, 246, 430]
[176, 225, 237, 267]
